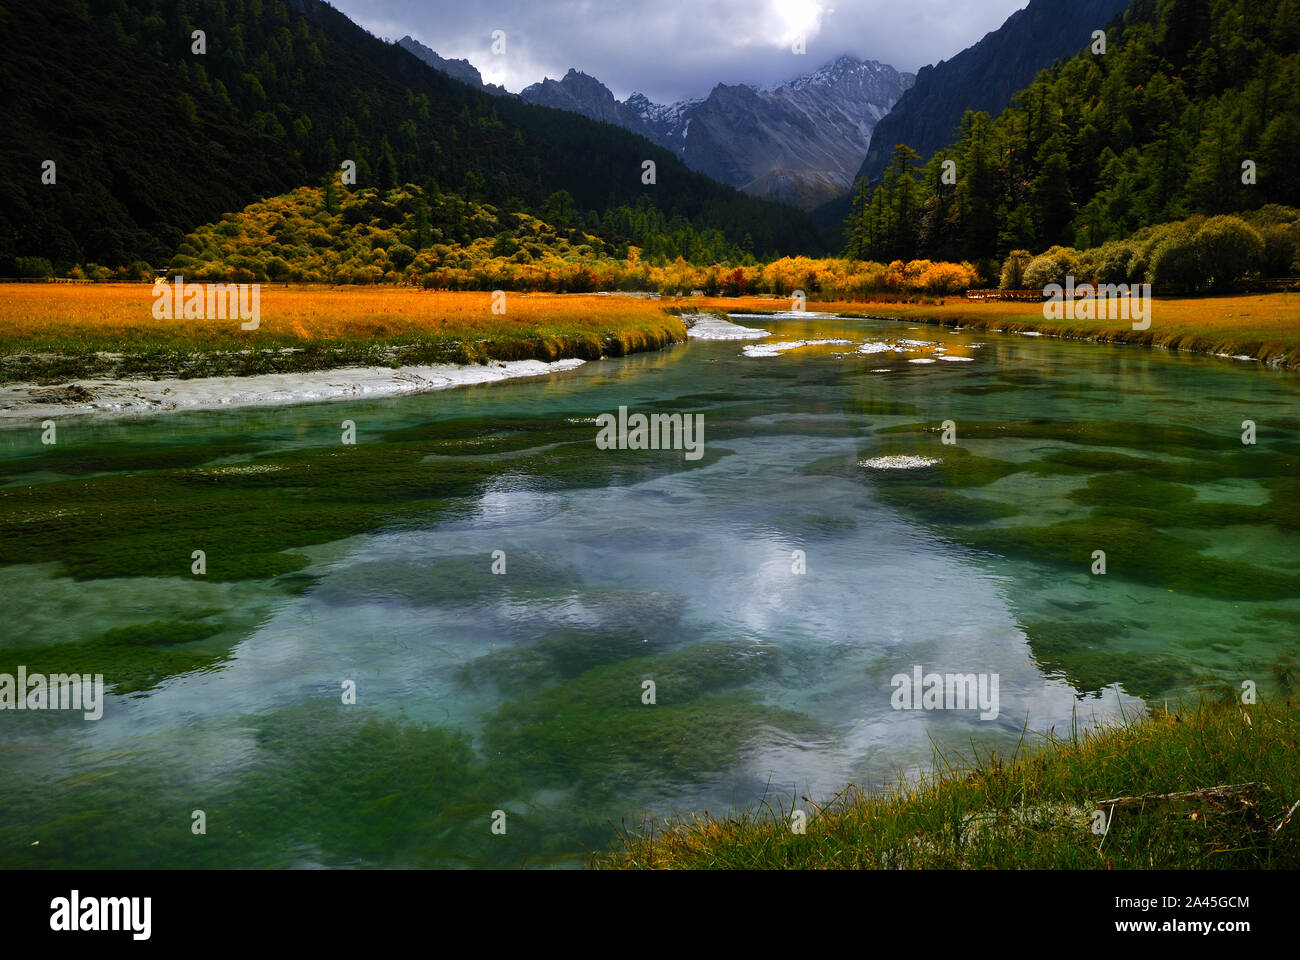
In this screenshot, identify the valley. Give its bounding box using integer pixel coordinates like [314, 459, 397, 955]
[1, 0, 1298, 885]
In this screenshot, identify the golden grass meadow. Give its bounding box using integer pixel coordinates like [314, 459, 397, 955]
[4, 283, 1299, 377]
[0, 284, 687, 382]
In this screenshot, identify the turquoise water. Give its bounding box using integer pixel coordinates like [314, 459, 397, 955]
[0, 313, 1297, 868]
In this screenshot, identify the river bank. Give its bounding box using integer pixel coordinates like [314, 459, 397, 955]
[689, 293, 1300, 369]
[0, 285, 689, 420]
[0, 357, 589, 421]
[6, 286, 1295, 423]
[598, 697, 1300, 869]
[0, 285, 687, 385]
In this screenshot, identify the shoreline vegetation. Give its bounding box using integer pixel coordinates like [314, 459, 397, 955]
[0, 286, 687, 387]
[1, 287, 1296, 403]
[693, 293, 1300, 369]
[596, 697, 1300, 869]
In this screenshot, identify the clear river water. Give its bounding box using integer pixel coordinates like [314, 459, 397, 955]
[1, 311, 1297, 868]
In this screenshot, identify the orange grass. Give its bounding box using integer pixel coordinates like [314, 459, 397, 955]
[4, 284, 1296, 379]
[0, 284, 681, 351]
[0, 284, 686, 382]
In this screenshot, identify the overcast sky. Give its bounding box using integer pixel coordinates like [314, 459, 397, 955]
[330, 0, 1029, 104]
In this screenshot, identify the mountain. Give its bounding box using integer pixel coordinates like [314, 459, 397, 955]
[395, 35, 508, 95]
[684, 58, 915, 209]
[622, 92, 702, 148]
[0, 0, 825, 270]
[520, 56, 913, 209]
[520, 69, 628, 125]
[394, 39, 912, 211]
[852, 0, 1133, 187]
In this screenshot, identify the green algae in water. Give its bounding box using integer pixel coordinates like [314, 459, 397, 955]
[0, 414, 725, 583]
[965, 518, 1300, 602]
[1250, 607, 1300, 625]
[0, 619, 229, 695]
[235, 707, 510, 867]
[457, 592, 690, 694]
[1033, 449, 1165, 475]
[312, 551, 587, 609]
[1020, 619, 1197, 700]
[1067, 473, 1266, 529]
[2, 640, 826, 866]
[0, 703, 537, 869]
[481, 641, 826, 796]
[875, 419, 1230, 455]
[3, 316, 1299, 869]
[874, 485, 1020, 525]
[861, 445, 1025, 488]
[860, 409, 1300, 601]
[853, 401, 1300, 701]
[487, 688, 821, 797]
[1, 436, 269, 480]
[460, 628, 670, 694]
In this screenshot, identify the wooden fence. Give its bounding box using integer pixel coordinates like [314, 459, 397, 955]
[965, 288, 1049, 301]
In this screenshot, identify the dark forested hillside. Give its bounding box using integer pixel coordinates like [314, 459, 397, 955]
[0, 0, 824, 272]
[854, 0, 1132, 188]
[845, 0, 1300, 264]
[811, 0, 1131, 234]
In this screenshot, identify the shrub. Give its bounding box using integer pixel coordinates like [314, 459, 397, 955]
[15, 256, 54, 279]
[265, 257, 292, 281]
[903, 259, 933, 284]
[721, 267, 748, 296]
[491, 233, 518, 258]
[1093, 242, 1136, 284]
[1258, 222, 1300, 277]
[1194, 215, 1265, 290]
[918, 261, 973, 294]
[1126, 226, 1167, 284]
[999, 250, 1033, 288]
[1148, 225, 1199, 292]
[1023, 247, 1080, 289]
[125, 260, 153, 282]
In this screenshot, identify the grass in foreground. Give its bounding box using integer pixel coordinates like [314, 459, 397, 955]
[597, 697, 1300, 869]
[689, 293, 1300, 368]
[0, 285, 686, 383]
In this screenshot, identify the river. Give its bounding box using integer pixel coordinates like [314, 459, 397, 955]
[1, 311, 1297, 868]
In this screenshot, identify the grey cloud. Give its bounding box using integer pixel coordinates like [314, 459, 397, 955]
[331, 0, 1029, 103]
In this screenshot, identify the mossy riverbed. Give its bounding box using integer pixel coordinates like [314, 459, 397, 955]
[1, 312, 1297, 869]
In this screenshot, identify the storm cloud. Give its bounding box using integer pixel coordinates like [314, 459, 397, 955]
[330, 0, 1030, 103]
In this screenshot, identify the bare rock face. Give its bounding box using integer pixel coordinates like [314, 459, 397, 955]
[520, 70, 627, 126]
[397, 36, 509, 96]
[688, 58, 914, 209]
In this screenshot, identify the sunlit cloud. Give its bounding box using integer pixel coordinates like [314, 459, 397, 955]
[765, 0, 829, 48]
